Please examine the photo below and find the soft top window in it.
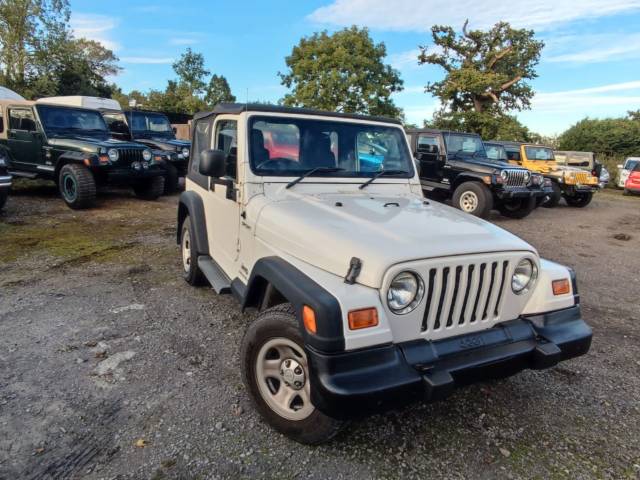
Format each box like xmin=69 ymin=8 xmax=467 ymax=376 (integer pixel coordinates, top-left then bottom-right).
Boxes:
xmin=129 ymin=111 xmax=173 ymax=136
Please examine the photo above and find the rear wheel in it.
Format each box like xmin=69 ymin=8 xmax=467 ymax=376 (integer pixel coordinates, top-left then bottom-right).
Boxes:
xmin=498 ymin=196 xmax=536 ymax=219
xmin=241 ymin=304 xmax=343 ymax=445
xmin=452 ymin=181 xmax=493 ymax=218
xmin=542 ymin=182 xmax=562 ymax=208
xmin=58 ymin=164 xmax=96 ymax=209
xmin=163 ymin=162 xmax=180 ymax=195
xmin=565 ymin=192 xmax=593 ymax=207
xmin=133 ymin=176 xmax=164 ymax=200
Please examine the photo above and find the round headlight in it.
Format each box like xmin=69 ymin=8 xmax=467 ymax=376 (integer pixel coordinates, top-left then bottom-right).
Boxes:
xmin=512 ymin=258 xmax=538 ymax=294
xmin=107 ymin=148 xmax=119 ymax=162
xmin=142 ymin=149 xmax=152 ymax=162
xmin=387 ymin=271 xmax=424 ymax=314
xmin=500 ymin=170 xmax=509 ymax=181
xmin=523 ymin=171 xmax=531 ymax=182
xmin=181 ymin=147 xmax=190 ymax=158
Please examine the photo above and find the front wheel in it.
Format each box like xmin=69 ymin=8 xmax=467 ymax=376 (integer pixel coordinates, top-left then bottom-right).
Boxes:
xmin=498 ymin=196 xmax=536 ymax=219
xmin=452 ymin=181 xmax=493 ymax=218
xmin=58 ymin=164 xmax=96 ymax=209
xmin=180 ymin=217 xmax=205 ymax=286
xmin=163 ymin=162 xmax=180 ymax=195
xmin=565 ymin=192 xmax=593 ymax=207
xmin=542 ymin=182 xmax=562 ymax=208
xmin=241 ymin=304 xmax=343 ymax=445
xmin=133 ymin=176 xmax=164 ymax=200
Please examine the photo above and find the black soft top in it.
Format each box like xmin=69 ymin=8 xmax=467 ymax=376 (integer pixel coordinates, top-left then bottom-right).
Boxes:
xmin=193 ymin=103 xmax=403 ymax=125
xmin=405 ymin=128 xmax=482 ymax=137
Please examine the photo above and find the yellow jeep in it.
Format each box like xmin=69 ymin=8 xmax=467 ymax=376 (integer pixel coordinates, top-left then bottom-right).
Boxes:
xmin=497 ymin=142 xmax=599 ymax=208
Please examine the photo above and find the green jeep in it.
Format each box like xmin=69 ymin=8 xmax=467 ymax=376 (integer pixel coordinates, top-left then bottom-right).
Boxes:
xmin=0 ymin=99 xmax=165 ymax=209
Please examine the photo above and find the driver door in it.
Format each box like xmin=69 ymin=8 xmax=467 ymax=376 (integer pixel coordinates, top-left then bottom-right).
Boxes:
xmin=203 ymin=116 xmax=241 ymax=276
xmin=7 ymin=107 xmax=43 ymax=172
xmin=415 ymin=134 xmax=443 ymax=181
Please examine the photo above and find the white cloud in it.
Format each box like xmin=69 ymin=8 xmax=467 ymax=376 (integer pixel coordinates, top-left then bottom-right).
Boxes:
xmin=531 ymin=81 xmax=640 ymax=113
xmin=308 ymin=0 xmax=640 ymax=31
xmin=546 ymin=33 xmax=640 ymax=63
xmin=388 ymin=49 xmax=421 ymax=70
xmin=120 ymin=57 xmax=175 ymax=64
xmin=169 ymin=37 xmax=200 ymax=46
xmin=70 ymin=13 xmax=120 ymax=51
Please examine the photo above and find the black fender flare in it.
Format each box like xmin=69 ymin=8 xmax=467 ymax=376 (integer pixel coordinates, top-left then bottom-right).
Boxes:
xmin=54 ymin=152 xmax=95 ymax=179
xmin=452 ymin=173 xmax=492 ymax=191
xmin=176 ymin=190 xmax=209 ymax=255
xmin=243 ymin=256 xmax=345 ymax=353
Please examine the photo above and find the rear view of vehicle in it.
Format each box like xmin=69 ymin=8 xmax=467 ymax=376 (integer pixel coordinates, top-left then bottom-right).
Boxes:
xmin=618 ymin=157 xmax=640 ymax=189
xmin=624 ymin=162 xmax=640 ymax=195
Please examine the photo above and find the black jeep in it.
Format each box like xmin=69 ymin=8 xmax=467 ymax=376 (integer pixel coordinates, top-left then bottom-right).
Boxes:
xmin=0 ymin=100 xmax=165 ymax=209
xmin=102 ymin=109 xmax=190 ymax=194
xmin=406 ymin=129 xmax=550 ymax=218
xmin=0 ymin=148 xmax=11 ymax=210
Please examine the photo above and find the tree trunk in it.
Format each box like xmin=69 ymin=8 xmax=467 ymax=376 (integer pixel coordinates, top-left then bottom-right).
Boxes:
xmin=472 ymin=97 xmax=483 ymax=113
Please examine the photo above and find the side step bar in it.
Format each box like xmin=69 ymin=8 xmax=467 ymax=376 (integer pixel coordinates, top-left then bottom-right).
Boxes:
xmin=197 ymin=255 xmax=231 ymax=294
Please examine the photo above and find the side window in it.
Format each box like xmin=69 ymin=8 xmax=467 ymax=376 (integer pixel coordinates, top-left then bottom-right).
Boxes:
xmin=417 ymin=135 xmax=439 ymax=154
xmin=215 ymin=120 xmax=238 ymax=180
xmin=9 ymin=108 xmax=36 ymax=131
xmin=189 ymin=117 xmax=213 ymax=189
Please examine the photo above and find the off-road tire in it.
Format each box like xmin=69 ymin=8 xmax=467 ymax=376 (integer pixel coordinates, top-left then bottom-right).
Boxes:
xmin=498 ymin=196 xmax=536 ymax=219
xmin=623 ymin=188 xmax=630 ymax=196
xmin=163 ymin=162 xmax=180 ymax=195
xmin=58 ymin=164 xmax=96 ymax=209
xmin=542 ymin=182 xmax=562 ymax=208
xmin=0 ymin=189 xmax=8 ymax=210
xmin=565 ymin=192 xmax=593 ymax=208
xmin=133 ymin=176 xmax=164 ymax=200
xmin=180 ymin=217 xmax=205 ymax=286
xmin=241 ymin=304 xmax=344 ymax=445
xmin=452 ymin=181 xmax=493 ymax=218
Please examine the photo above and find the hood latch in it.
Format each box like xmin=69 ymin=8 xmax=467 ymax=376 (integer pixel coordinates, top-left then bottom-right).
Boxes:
xmin=344 ymin=257 xmax=362 ymax=285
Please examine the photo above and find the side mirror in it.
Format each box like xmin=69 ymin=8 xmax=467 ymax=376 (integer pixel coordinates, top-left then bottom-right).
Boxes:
xmin=199 ymin=149 xmax=226 ymax=178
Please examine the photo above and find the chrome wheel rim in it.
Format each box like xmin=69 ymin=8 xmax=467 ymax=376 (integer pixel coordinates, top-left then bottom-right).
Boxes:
xmin=460 ymin=191 xmax=479 ymax=212
xmin=255 ymin=337 xmax=314 ymax=421
xmin=62 ymin=174 xmax=77 ymax=202
xmin=181 ymin=227 xmax=191 ymax=273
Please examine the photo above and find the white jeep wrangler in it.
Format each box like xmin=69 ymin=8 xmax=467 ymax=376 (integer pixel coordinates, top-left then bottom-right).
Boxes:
xmin=177 ymin=104 xmax=592 ymax=444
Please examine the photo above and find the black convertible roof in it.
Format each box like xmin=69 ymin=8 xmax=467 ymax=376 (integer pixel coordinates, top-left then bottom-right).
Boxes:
xmin=192 ymin=103 xmax=403 ymax=125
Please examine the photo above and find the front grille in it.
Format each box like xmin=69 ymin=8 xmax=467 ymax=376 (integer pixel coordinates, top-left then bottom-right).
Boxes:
xmin=503 ymin=169 xmax=528 ymax=187
xmin=118 ymin=148 xmax=144 ymax=164
xmin=421 ymin=260 xmax=510 ymax=334
xmin=575 ymin=172 xmax=592 ymax=184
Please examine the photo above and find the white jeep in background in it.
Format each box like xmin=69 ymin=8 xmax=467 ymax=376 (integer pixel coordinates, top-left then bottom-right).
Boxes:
xmin=177 ymin=104 xmax=592 ymax=444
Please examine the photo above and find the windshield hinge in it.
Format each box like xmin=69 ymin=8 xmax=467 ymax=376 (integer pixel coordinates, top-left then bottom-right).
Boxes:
xmin=344 ymin=257 xmax=362 ymax=285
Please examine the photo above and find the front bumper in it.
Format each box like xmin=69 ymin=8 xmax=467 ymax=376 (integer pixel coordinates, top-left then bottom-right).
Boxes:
xmin=495 ymin=185 xmax=548 ymax=199
xmin=0 ymin=174 xmax=12 ymax=189
xmin=308 ymin=305 xmax=591 ymax=419
xmin=100 ymin=166 xmax=165 ymax=184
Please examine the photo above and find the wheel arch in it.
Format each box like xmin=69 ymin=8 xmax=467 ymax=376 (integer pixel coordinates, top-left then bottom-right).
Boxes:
xmin=53 ymin=152 xmax=90 ymax=180
xmin=243 ymin=256 xmax=345 ymax=352
xmin=177 ymin=190 xmax=209 ymax=255
xmin=451 ymin=173 xmax=490 ymax=192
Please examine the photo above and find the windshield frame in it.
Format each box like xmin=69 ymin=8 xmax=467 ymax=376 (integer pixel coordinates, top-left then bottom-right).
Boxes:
xmin=127 ymin=110 xmax=174 ymax=137
xmin=36 ymin=104 xmax=110 ymax=137
xmin=246 ymin=114 xmax=415 ymax=180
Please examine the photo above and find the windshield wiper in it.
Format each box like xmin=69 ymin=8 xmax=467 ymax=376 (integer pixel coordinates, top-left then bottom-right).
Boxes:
xmin=285 ymin=167 xmax=345 ymax=189
xmin=358 ymin=169 xmax=408 ymax=190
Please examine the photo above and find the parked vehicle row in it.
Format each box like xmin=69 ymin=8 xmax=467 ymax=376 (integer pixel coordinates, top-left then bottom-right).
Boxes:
xmin=177 ymin=103 xmax=592 ymax=444
xmin=0 ymin=96 xmax=191 ymax=210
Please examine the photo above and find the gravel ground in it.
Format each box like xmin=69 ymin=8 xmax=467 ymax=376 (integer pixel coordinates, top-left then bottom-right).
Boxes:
xmin=0 ymin=183 xmax=639 ymax=480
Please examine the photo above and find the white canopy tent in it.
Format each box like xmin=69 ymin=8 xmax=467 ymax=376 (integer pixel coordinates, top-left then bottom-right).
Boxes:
xmin=0 ymin=86 xmax=25 ymax=101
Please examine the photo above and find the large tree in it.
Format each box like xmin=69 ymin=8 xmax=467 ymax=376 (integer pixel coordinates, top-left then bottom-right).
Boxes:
xmin=279 ymin=26 xmax=404 ymax=118
xmin=420 ymin=21 xmax=543 ymax=114
xmin=426 ymin=110 xmax=533 ymax=142
xmin=173 ymin=48 xmax=209 ymax=98
xmin=558 ymin=116 xmax=640 ymax=157
xmin=205 ymin=74 xmax=235 ymax=107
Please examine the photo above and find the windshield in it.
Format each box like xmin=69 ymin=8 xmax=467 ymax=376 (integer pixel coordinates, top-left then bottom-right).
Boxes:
xmin=624 ymin=159 xmax=640 ymax=170
xmin=37 ymin=105 xmax=109 ymax=137
xmin=129 ymin=111 xmax=174 ymax=137
xmin=443 ymin=133 xmax=486 ymax=157
xmin=248 ymin=116 xmax=414 ymax=178
xmin=555 ymin=151 xmax=593 ymax=167
xmin=525 ymin=146 xmax=555 ymax=161
xmin=102 ymin=111 xmax=131 ymax=137
xmin=485 ymin=144 xmax=507 ymax=161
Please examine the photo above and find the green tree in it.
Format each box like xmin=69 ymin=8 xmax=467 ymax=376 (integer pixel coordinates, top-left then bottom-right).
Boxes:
xmin=279 ymin=26 xmax=404 ymax=118
xmin=173 ymin=48 xmax=209 ymax=98
xmin=426 ymin=110 xmax=533 ymax=141
xmin=0 ymin=0 xmax=70 ymax=92
xmin=205 ymin=74 xmax=235 ymax=107
xmin=558 ymin=117 xmax=640 ymax=157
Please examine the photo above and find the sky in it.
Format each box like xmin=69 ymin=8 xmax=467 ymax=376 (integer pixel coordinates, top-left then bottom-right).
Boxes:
xmin=71 ymin=0 xmax=640 ymax=135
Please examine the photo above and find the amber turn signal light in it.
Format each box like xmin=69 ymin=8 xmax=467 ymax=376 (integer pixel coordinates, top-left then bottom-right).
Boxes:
xmin=552 ymin=279 xmax=570 ymax=296
xmin=348 ymin=308 xmax=379 ymax=330
xmin=302 ymin=305 xmax=317 ymax=334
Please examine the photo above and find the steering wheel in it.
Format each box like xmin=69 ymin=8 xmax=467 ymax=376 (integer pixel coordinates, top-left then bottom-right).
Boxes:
xmin=256 ymin=158 xmax=299 ymax=170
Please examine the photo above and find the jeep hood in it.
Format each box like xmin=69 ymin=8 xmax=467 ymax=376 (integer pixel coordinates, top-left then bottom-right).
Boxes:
xmin=255 ymin=192 xmax=535 ymax=288
xmin=48 ymin=135 xmax=143 ymax=152
xmin=134 ymin=137 xmax=189 ymax=151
